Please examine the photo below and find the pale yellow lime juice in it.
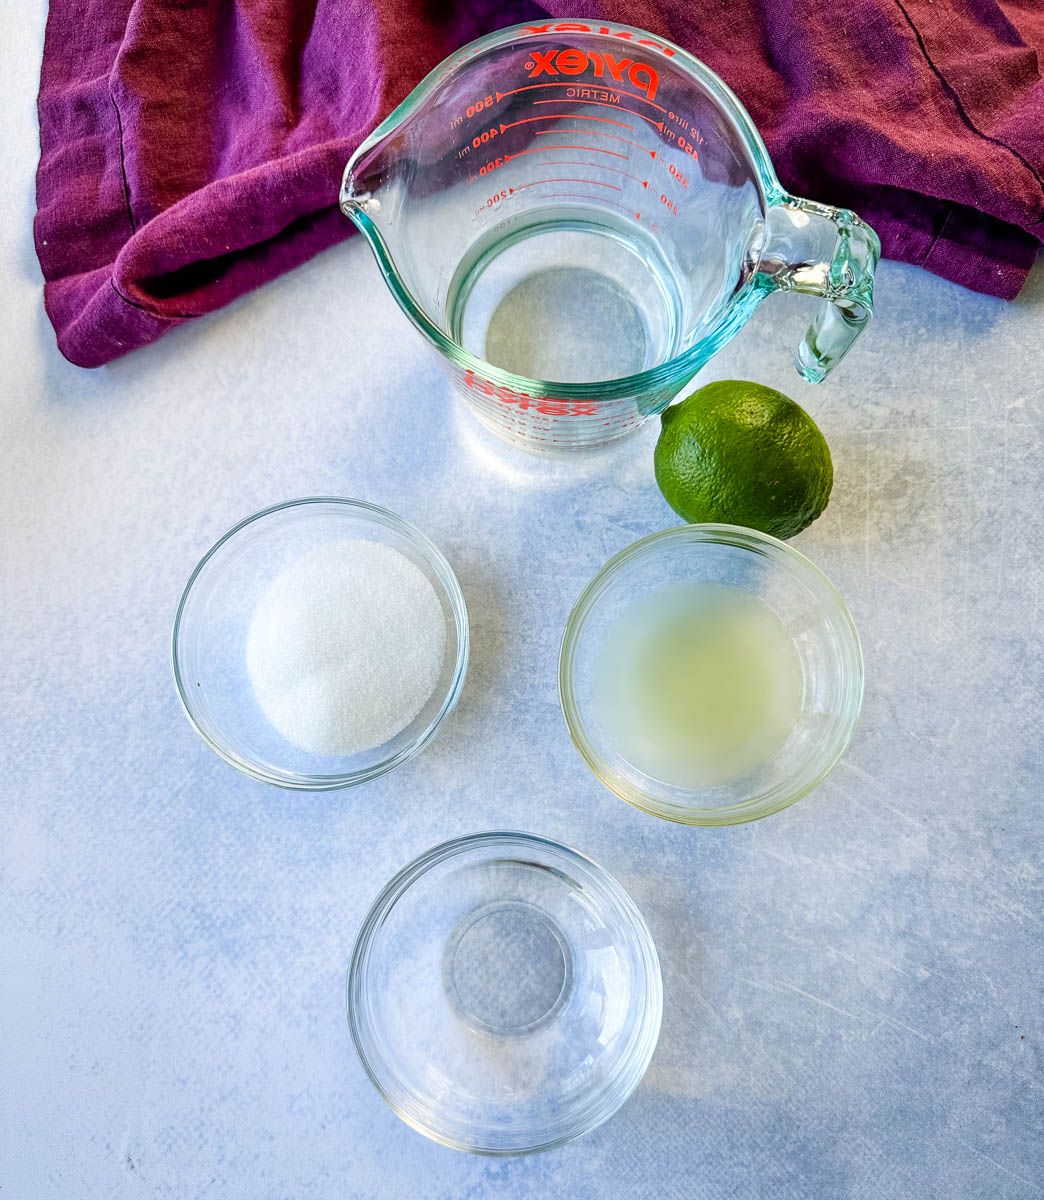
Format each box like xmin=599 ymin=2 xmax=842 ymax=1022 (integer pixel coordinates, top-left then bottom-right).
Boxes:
xmin=593 ymin=582 xmax=803 ymax=789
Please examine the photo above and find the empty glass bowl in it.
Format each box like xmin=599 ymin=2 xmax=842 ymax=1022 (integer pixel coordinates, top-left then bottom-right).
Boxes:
xmin=559 ymin=524 xmax=863 ymax=825
xmin=172 ymin=498 xmax=468 ymax=789
xmin=347 ymin=832 xmax=662 ymax=1155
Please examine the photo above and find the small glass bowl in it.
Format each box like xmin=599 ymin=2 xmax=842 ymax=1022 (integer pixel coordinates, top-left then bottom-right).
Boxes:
xmin=559 ymin=524 xmax=863 ymax=826
xmin=347 ymin=831 xmax=662 ymax=1155
xmin=172 ymin=498 xmax=468 ymax=789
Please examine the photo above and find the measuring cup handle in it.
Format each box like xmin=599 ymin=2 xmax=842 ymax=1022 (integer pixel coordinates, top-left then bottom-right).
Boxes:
xmin=760 ymin=197 xmax=880 ymax=383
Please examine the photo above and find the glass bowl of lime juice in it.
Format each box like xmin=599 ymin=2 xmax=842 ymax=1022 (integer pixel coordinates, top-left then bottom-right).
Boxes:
xmin=559 ymin=525 xmax=863 ymax=826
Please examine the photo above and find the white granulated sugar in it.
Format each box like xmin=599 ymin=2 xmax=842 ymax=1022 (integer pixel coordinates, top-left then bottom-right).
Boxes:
xmin=246 ymin=538 xmax=447 ymax=756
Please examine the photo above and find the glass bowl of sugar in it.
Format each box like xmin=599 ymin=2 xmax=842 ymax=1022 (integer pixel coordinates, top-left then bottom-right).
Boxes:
xmin=172 ymin=498 xmax=468 ymax=789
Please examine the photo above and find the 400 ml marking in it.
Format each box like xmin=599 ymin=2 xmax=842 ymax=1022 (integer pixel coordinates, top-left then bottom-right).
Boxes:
xmin=457 ymin=124 xmax=503 ymax=158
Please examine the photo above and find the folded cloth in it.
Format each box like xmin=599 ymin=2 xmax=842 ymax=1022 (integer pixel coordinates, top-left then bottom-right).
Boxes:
xmin=35 ymin=0 xmax=1044 ymax=367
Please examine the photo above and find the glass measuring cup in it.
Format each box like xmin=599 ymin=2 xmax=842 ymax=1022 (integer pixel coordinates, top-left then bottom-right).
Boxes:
xmin=340 ymin=21 xmax=880 ymax=452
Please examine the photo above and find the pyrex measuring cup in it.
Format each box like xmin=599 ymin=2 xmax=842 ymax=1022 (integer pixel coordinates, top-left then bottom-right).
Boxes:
xmin=340 ymin=21 xmax=879 ymax=452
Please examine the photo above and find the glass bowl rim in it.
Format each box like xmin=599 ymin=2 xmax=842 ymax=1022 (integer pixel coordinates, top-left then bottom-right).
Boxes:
xmin=558 ymin=523 xmax=864 ymax=826
xmin=346 ymin=829 xmax=663 ymax=1156
xmin=171 ymin=496 xmax=469 ymax=791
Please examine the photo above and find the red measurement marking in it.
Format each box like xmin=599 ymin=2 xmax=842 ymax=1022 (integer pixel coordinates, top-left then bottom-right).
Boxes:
xmin=533 ymin=97 xmax=663 ymax=131
xmin=494 ymin=81 xmax=667 ymax=113
xmin=505 ymin=144 xmax=627 ymax=161
xmin=531 ymin=193 xmax=642 ymax=219
xmin=500 ymin=113 xmax=634 ymax=132
xmin=535 ymin=128 xmax=657 ymax=158
xmin=538 ymin=161 xmax=649 ymax=187
xmin=513 ymin=177 xmax=623 ymax=192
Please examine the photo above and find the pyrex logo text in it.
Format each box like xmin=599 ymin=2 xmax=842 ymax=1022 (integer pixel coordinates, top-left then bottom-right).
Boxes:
xmin=526 ymin=48 xmax=659 ymax=102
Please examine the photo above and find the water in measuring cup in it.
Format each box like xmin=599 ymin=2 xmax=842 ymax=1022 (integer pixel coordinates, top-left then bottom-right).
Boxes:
xmin=448 ymin=205 xmax=684 ymax=384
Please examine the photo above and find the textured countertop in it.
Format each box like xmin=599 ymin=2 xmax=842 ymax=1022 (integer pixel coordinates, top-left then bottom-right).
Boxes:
xmin=2 ymin=8 xmax=1042 ymax=1197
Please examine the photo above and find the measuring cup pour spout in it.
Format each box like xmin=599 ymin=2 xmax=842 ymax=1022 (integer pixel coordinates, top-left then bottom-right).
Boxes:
xmin=338 ymin=160 xmax=379 ymax=219
xmin=338 ymin=21 xmax=881 ymax=452
xmin=339 ymin=121 xmax=457 ymax=340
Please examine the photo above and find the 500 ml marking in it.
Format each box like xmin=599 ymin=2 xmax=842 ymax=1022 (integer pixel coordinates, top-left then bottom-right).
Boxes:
xmin=464 ymin=95 xmax=496 ymax=119
xmin=452 ymin=96 xmax=496 ymax=135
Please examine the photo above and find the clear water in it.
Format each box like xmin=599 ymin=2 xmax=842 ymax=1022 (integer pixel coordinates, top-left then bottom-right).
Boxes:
xmin=594 ymin=581 xmax=804 ymax=788
xmin=448 ymin=208 xmax=683 ymax=384
xmin=446 ymin=902 xmax=572 ymax=1034
xmin=484 ymin=267 xmax=648 ymax=381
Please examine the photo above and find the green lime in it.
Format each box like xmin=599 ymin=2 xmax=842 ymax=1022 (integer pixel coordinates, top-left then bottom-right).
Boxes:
xmin=654 ymin=380 xmax=833 ymax=539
